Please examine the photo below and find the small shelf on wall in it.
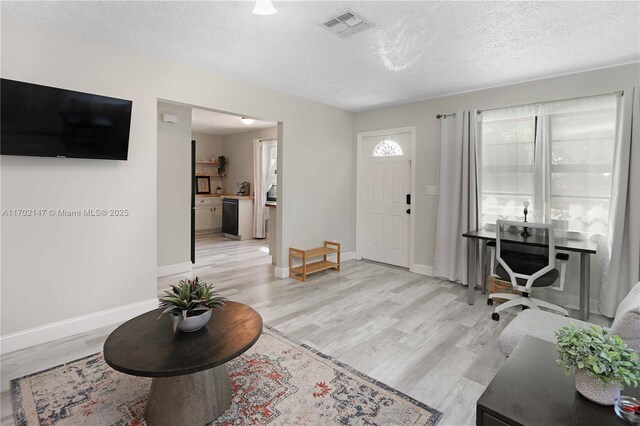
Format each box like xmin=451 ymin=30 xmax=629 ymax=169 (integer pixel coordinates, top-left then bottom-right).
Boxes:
xmin=195 ymin=172 xmax=226 ymax=177
xmin=195 ymin=160 xmax=220 ymax=165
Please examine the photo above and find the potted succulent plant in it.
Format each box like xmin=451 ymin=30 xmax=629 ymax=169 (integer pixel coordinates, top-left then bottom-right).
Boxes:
xmin=556 ymin=323 xmax=640 ymax=405
xmin=216 ymin=185 xmax=223 ymax=195
xmin=158 ymin=277 xmax=226 ymax=333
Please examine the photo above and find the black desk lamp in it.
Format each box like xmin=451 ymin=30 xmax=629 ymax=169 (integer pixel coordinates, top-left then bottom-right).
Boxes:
xmin=521 ymin=201 xmax=531 ymax=237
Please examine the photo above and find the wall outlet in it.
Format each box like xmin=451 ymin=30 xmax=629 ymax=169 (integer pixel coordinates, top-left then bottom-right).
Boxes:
xmin=426 ymin=185 xmax=438 ymax=195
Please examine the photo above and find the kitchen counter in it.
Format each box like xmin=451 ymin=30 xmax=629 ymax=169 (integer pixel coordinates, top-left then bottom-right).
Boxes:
xmin=196 ymin=194 xmax=253 ymax=200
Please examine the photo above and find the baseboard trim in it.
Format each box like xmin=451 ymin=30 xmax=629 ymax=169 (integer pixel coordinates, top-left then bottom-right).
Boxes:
xmin=341 ymin=251 xmax=356 ymax=261
xmin=157 ymin=261 xmax=192 ymax=277
xmin=0 ymin=298 xmax=158 ymax=354
xmin=274 ymin=266 xmax=289 ymax=279
xmin=411 ymin=264 xmax=433 ymax=276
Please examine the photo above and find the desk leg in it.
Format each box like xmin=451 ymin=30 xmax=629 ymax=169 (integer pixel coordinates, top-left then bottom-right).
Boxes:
xmin=481 ymin=241 xmax=488 ymax=295
xmin=579 ymin=253 xmax=591 ymax=320
xmin=468 ymin=238 xmax=477 ymax=305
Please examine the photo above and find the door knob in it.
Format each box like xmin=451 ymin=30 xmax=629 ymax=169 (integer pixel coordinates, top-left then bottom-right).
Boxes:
xmin=406 ymin=209 xmax=411 ymax=214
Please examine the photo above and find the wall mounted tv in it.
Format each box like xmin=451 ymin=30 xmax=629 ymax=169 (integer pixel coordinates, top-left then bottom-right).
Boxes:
xmin=1 ymin=79 xmax=132 ymax=160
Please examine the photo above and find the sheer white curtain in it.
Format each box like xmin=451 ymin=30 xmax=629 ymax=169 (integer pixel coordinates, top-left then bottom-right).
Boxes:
xmin=536 ymin=94 xmax=619 ymax=236
xmin=253 ymin=139 xmax=277 ymax=238
xmin=433 ymin=110 xmax=480 ymax=284
xmin=600 ymin=88 xmax=640 ymax=317
xmin=479 ymin=105 xmax=537 ymax=226
xmin=536 ymin=94 xmax=620 ymax=315
xmin=480 ymin=95 xmax=619 ymax=232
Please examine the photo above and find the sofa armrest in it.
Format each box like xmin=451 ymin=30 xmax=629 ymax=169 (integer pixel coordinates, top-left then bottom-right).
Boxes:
xmin=497 ymin=309 xmax=607 ymax=356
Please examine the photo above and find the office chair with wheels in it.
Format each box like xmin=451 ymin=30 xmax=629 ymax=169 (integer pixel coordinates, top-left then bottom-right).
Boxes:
xmin=486 ymin=243 xmax=569 ymax=290
xmin=489 ymin=220 xmax=569 ymax=321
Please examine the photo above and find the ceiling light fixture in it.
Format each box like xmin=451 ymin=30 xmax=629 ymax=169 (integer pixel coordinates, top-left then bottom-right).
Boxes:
xmin=241 ymin=117 xmax=255 ymax=125
xmin=253 ymin=0 xmax=276 ymax=15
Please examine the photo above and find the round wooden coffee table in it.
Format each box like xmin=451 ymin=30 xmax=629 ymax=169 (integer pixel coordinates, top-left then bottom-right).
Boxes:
xmin=103 ymin=301 xmax=262 ymax=426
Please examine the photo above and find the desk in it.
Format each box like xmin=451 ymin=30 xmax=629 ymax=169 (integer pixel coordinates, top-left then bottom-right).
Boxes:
xmin=463 ymin=226 xmax=597 ymax=320
xmin=477 ymin=336 xmax=639 ymax=425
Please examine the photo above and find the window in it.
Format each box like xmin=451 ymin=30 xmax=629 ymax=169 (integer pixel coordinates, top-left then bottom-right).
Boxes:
xmin=548 ymin=101 xmax=616 ymax=235
xmin=372 ymin=139 xmax=402 ymax=157
xmin=480 ymin=107 xmax=536 ymax=225
xmin=262 ymin=140 xmax=277 ymax=194
xmin=479 ymin=94 xmax=618 ymax=237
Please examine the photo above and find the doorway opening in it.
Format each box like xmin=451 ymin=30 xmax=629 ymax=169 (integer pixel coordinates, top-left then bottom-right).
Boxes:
xmin=191 ymin=108 xmax=279 ymax=266
xmin=157 ymin=100 xmax=281 ymax=279
xmin=356 ymin=127 xmax=415 ymax=270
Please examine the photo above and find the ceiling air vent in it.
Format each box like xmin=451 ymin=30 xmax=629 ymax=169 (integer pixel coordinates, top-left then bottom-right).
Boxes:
xmin=321 ymin=10 xmax=372 ymax=38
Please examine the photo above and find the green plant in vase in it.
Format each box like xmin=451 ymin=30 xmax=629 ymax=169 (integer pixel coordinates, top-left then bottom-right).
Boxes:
xmin=218 ymin=156 xmax=227 ymax=175
xmin=158 ymin=277 xmax=226 ymax=333
xmin=555 ymin=323 xmax=640 ymax=405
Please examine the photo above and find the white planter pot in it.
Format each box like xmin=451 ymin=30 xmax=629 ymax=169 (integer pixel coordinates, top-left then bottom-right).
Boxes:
xmin=175 ymin=309 xmax=212 ymax=333
xmin=574 ymin=368 xmax=620 ymax=405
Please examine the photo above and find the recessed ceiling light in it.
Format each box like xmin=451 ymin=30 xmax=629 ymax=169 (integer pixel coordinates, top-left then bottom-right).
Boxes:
xmin=253 ymin=0 xmax=276 ymax=15
xmin=241 ymin=117 xmax=255 ymax=125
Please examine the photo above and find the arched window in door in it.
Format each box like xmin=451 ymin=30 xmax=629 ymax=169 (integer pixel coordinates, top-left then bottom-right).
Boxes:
xmin=372 ymin=139 xmax=402 ymax=157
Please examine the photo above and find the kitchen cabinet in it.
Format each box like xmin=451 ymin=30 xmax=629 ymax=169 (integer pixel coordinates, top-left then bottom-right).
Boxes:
xmin=195 ymin=198 xmax=222 ymax=232
xmin=212 ymin=200 xmax=222 ymax=230
xmin=195 ymin=208 xmax=211 ymax=231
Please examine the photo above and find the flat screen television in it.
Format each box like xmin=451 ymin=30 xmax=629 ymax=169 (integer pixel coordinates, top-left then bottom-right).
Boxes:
xmin=1 ymin=78 xmax=132 ymax=160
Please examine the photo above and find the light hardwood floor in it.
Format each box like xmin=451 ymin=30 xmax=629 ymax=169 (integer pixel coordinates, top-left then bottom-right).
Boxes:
xmin=1 ymin=234 xmax=607 ymax=425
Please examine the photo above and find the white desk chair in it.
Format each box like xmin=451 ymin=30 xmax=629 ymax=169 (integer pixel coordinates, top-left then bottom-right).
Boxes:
xmin=489 ymin=220 xmax=569 ymax=321
xmin=486 ymin=244 xmax=569 ymax=291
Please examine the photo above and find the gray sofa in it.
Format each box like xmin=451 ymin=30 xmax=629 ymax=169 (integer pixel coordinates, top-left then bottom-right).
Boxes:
xmin=498 ymin=281 xmax=640 ymax=356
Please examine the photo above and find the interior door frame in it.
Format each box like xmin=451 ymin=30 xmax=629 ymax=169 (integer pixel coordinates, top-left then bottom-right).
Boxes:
xmin=356 ymin=126 xmax=416 ymax=271
xmin=190 ymin=139 xmax=196 ymax=264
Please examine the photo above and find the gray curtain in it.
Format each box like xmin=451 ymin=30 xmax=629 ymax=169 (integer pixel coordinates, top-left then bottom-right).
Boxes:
xmin=432 ymin=110 xmax=480 ymax=285
xmin=600 ymin=87 xmax=640 ymax=317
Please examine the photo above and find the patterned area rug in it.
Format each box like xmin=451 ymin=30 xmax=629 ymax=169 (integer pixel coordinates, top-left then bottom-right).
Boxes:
xmin=11 ymin=326 xmax=442 ymax=425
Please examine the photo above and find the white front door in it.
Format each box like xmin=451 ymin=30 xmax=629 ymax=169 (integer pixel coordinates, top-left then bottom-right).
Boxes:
xmin=360 ymin=131 xmax=411 ymax=267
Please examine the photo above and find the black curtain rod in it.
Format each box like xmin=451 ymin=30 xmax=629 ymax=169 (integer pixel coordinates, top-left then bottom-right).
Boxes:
xmin=436 ymin=113 xmax=456 ymax=119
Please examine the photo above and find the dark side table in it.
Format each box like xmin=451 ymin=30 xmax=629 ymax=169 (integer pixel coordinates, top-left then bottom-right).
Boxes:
xmin=103 ymin=301 xmax=262 ymax=426
xmin=477 ymin=335 xmax=639 ymax=426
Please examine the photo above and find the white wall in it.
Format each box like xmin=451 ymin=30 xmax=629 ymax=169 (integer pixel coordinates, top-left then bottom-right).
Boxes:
xmin=157 ymin=102 xmax=191 ymax=268
xmin=221 ymin=127 xmax=277 ymax=195
xmin=0 ymin=16 xmax=354 ymax=339
xmin=192 ymin=132 xmax=222 ymax=163
xmin=354 ymin=62 xmax=640 ymax=313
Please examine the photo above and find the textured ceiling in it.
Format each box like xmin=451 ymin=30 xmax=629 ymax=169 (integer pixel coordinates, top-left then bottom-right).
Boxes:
xmin=2 ymin=1 xmax=639 ymax=111
xmin=192 ymin=108 xmax=276 ymax=136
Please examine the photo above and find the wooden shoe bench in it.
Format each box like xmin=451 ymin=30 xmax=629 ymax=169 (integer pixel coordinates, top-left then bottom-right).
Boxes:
xmin=289 ymin=241 xmax=340 ymax=282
